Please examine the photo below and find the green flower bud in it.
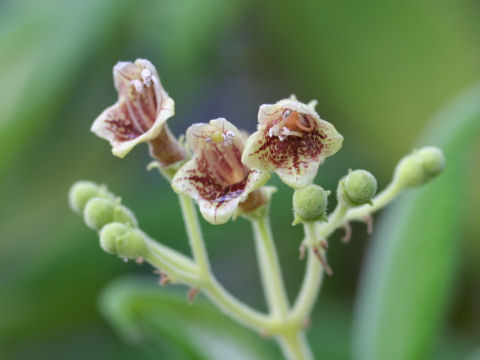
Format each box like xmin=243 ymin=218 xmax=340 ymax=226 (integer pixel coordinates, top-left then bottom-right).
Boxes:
xmin=69 ymin=181 xmax=113 ymax=214
xmin=84 ymin=198 xmax=115 ymax=230
xmin=113 ymin=206 xmax=138 ymax=227
xmin=292 ymin=185 xmax=330 ymax=224
xmin=99 ymin=222 xmax=124 ymax=254
xmin=394 ymin=146 xmax=445 ymax=188
xmin=99 ymin=222 xmax=147 ymax=259
xmin=416 ymin=146 xmax=445 ymax=178
xmin=83 ymin=198 xmax=137 ymax=230
xmin=343 ymin=170 xmax=377 ymax=205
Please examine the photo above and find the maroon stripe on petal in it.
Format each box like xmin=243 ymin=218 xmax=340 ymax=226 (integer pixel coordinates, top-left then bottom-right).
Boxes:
xmin=105 ymin=102 xmax=143 ymax=141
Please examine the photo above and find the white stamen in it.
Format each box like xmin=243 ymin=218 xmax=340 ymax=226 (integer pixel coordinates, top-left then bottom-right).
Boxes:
xmin=141 ymin=69 xmax=153 ymax=86
xmin=277 ymin=126 xmax=291 ymax=141
xmin=222 ymin=130 xmax=235 ymax=145
xmin=268 ymin=127 xmax=275 ymax=138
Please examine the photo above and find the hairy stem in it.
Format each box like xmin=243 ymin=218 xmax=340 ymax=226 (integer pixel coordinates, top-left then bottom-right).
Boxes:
xmin=178 ymin=194 xmax=210 ymax=274
xmin=291 ymin=180 xmax=404 ymax=326
xmin=146 ymin=236 xmax=197 ymax=273
xmin=345 ymin=182 xmax=401 ymax=222
xmin=252 ymin=215 xmax=290 ymax=319
xmin=177 ymin=194 xmax=274 ymax=332
xmin=203 ymin=276 xmax=273 ymax=332
xmin=277 ymin=330 xmax=314 ymax=360
xmin=289 ymin=222 xmax=324 ymax=324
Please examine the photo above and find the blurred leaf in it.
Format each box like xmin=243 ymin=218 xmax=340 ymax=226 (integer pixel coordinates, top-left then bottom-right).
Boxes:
xmin=0 ymin=0 xmax=131 ymax=178
xmin=100 ymin=276 xmax=277 ymax=360
xmin=468 ymin=348 xmax=480 ymax=360
xmin=353 ymin=84 xmax=480 ymax=360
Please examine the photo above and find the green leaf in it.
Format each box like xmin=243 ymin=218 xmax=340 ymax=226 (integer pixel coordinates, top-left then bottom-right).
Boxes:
xmin=353 ymin=84 xmax=480 ymax=360
xmin=467 ymin=348 xmax=480 ymax=360
xmin=0 ymin=0 xmax=131 ymax=178
xmin=99 ymin=276 xmax=277 ymax=360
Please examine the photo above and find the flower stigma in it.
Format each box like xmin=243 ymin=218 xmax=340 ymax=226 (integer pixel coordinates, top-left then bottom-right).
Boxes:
xmin=268 ymin=109 xmax=315 ymax=141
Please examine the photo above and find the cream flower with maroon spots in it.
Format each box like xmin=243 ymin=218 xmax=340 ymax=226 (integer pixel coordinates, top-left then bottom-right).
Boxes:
xmin=172 ymin=118 xmax=270 ymax=225
xmin=91 ymin=59 xmax=185 ymax=165
xmin=241 ymin=97 xmax=343 ymax=188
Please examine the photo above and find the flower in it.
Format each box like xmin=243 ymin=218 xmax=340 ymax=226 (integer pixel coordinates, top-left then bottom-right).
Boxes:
xmin=91 ymin=59 xmax=185 ymax=165
xmin=172 ymin=118 xmax=270 ymax=225
xmin=242 ymin=97 xmax=343 ymax=188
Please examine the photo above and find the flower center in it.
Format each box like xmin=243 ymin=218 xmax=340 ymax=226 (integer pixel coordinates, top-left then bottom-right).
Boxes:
xmin=201 ymin=128 xmax=249 ymax=189
xmin=268 ymin=109 xmax=315 ymax=141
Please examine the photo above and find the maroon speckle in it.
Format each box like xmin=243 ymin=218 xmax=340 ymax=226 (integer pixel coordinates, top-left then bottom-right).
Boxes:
xmin=183 ymin=154 xmax=248 ymax=203
xmin=106 ymin=119 xmax=143 ymax=141
xmin=252 ymin=121 xmax=325 ymax=175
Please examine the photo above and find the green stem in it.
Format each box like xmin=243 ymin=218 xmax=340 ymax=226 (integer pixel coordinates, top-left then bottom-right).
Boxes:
xmin=178 ymin=194 xmax=273 ymax=333
xmin=316 ymin=201 xmax=350 ymax=238
xmin=203 ymin=276 xmax=273 ymax=332
xmin=345 ymin=182 xmax=401 ymax=222
xmin=144 ymin=244 xmax=201 ymax=285
xmin=289 ymin=223 xmax=323 ymax=324
xmin=277 ymin=330 xmax=313 ymax=360
xmin=252 ymin=215 xmax=290 ymax=319
xmin=178 ymin=194 xmax=210 ymax=274
xmin=291 ymin=182 xmax=403 ymax=325
xmin=146 ymin=236 xmax=197 ymax=273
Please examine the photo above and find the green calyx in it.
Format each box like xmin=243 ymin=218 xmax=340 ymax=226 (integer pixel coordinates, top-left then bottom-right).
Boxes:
xmin=68 ymin=181 xmax=113 ymax=214
xmin=394 ymin=146 xmax=445 ymax=188
xmin=292 ymin=185 xmax=330 ymax=225
xmin=83 ymin=197 xmax=137 ymax=231
xmin=341 ymin=169 xmax=377 ymax=206
xmin=99 ymin=222 xmax=147 ymax=259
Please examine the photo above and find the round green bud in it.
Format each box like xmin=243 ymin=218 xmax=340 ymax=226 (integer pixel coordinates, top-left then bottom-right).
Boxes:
xmin=99 ymin=222 xmax=147 ymax=259
xmin=394 ymin=146 xmax=445 ymax=188
xmin=115 ymin=227 xmax=147 ymax=259
xmin=84 ymin=197 xmax=115 ymax=230
xmin=344 ymin=170 xmax=377 ymax=205
xmin=114 ymin=205 xmax=138 ymax=227
xmin=69 ymin=181 xmax=114 ymax=214
xmin=99 ymin=222 xmax=125 ymax=254
xmin=69 ymin=181 xmax=101 ymax=214
xmin=83 ymin=197 xmax=138 ymax=231
xmin=416 ymin=146 xmax=445 ymax=178
xmin=293 ymin=185 xmax=329 ymax=223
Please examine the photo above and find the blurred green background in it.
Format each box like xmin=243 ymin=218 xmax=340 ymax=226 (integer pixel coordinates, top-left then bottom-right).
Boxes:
xmin=1 ymin=0 xmax=479 ymax=359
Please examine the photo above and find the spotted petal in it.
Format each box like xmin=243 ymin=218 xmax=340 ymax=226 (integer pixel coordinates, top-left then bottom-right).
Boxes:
xmin=172 ymin=118 xmax=270 ymax=225
xmin=242 ymin=98 xmax=343 ymax=188
xmin=91 ymin=59 xmax=174 ymax=158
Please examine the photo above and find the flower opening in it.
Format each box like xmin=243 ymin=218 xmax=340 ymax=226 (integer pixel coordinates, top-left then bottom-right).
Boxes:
xmin=242 ymin=97 xmax=343 ymax=188
xmin=172 ymin=118 xmax=270 ymax=224
xmin=91 ymin=59 xmax=185 ymax=165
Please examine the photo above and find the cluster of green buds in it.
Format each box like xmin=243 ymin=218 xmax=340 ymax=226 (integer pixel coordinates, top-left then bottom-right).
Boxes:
xmin=69 ymin=58 xmax=446 ymax=360
xmin=394 ymin=146 xmax=445 ymax=188
xmin=69 ymin=181 xmax=147 ymax=260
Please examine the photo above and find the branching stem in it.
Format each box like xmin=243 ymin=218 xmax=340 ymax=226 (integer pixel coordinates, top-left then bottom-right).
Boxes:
xmin=142 ymin=167 xmax=406 ymax=360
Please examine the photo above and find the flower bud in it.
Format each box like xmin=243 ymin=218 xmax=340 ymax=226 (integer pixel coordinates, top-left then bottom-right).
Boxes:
xmin=292 ymin=185 xmax=329 ymax=224
xmin=99 ymin=222 xmax=147 ymax=259
xmin=343 ymin=170 xmax=377 ymax=205
xmin=83 ymin=198 xmax=137 ymax=230
xmin=416 ymin=146 xmax=445 ymax=178
xmin=68 ymin=181 xmax=113 ymax=214
xmin=394 ymin=146 xmax=445 ymax=188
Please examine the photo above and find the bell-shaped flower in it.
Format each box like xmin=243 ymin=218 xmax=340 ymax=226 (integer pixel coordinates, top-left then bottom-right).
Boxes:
xmin=172 ymin=118 xmax=270 ymax=225
xmin=91 ymin=59 xmax=185 ymax=165
xmin=242 ymin=97 xmax=343 ymax=188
